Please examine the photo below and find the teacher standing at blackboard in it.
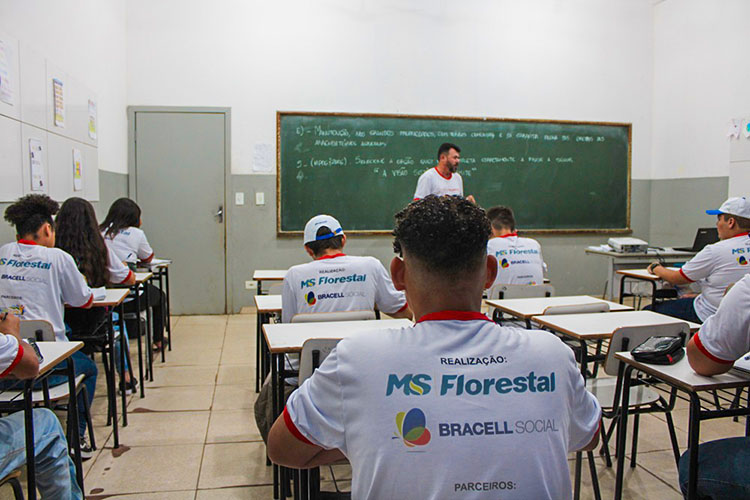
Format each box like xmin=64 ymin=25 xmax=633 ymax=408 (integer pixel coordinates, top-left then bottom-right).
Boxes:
xmin=413 ymin=143 xmax=476 ymax=204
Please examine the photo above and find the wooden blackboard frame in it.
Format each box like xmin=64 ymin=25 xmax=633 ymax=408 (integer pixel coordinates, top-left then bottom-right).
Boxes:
xmin=276 ymin=111 xmax=632 ymax=236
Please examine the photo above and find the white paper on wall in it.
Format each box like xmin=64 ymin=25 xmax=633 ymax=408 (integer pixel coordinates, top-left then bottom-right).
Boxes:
xmin=0 ymin=39 xmax=13 ymax=106
xmin=743 ymin=120 xmax=750 ymax=139
xmin=73 ymin=148 xmax=83 ymax=191
xmin=53 ymin=78 xmax=64 ymax=127
xmin=252 ymin=143 xmax=274 ymax=172
xmin=728 ymin=120 xmax=741 ymax=139
xmin=88 ymin=99 xmax=97 ymax=139
xmin=29 ymin=138 xmax=45 ymax=191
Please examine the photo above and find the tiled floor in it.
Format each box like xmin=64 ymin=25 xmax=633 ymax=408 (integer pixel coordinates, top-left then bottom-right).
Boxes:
xmin=2 ymin=309 xmax=749 ymax=499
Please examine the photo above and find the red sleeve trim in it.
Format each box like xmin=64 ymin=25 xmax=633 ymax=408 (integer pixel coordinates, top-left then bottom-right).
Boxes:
xmin=413 ymin=197 xmax=420 ymax=201
xmin=283 ymin=406 xmax=314 ymax=445
xmin=679 ymin=268 xmax=694 ymax=283
xmin=693 ymin=332 xmax=734 ymax=364
xmin=119 ymin=269 xmax=134 ymax=285
xmin=0 ymin=342 xmax=24 ymax=378
xmin=142 ymin=252 xmax=154 ymax=263
xmin=396 ymin=302 xmax=409 ymax=313
xmin=80 ymin=294 xmax=94 ymax=308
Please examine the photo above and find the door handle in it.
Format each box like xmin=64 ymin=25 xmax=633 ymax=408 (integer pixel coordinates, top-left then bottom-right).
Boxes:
xmin=215 ymin=205 xmax=223 ymax=223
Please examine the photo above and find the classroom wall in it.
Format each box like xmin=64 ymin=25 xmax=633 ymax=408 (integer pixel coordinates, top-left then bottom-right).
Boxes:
xmin=0 ymin=0 xmax=128 ymax=175
xmin=651 ymin=0 xmax=750 ymax=180
xmin=127 ymin=0 xmax=656 ymax=311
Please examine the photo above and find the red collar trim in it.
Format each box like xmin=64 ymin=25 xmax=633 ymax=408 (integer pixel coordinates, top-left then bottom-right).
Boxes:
xmin=316 ymin=253 xmax=346 ymax=261
xmin=498 ymin=232 xmax=517 ymax=238
xmin=731 ymin=232 xmax=750 ymax=239
xmin=17 ymin=239 xmax=38 ymax=246
xmin=434 ymin=166 xmax=452 ymax=180
xmin=416 ymin=310 xmax=491 ymax=324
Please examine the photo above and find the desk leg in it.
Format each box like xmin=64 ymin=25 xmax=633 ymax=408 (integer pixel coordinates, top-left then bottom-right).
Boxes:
xmin=619 ymin=275 xmax=626 ymax=305
xmin=272 ymin=352 xmax=279 ymax=499
xmin=134 ymin=284 xmax=145 ymax=398
xmin=606 ymin=257 xmax=616 ymax=301
xmin=256 ymin=312 xmax=262 ymax=393
xmin=145 ymin=284 xmax=154 ymax=381
xmin=119 ymin=303 xmax=128 ymax=427
xmin=108 ymin=312 xmax=120 ymax=448
xmin=24 ymin=380 xmax=37 ymax=500
xmin=67 ymin=358 xmax=84 ymax=490
xmin=687 ymin=394 xmax=701 ymax=500
xmin=614 ymin=365 xmax=634 ymax=500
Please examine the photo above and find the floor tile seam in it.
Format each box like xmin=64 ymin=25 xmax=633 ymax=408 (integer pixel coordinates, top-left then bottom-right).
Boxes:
xmin=634 ymin=462 xmax=682 ymax=493
xmin=195 ymin=483 xmax=274 ymax=491
xmin=204 ymin=439 xmax=265 ymax=445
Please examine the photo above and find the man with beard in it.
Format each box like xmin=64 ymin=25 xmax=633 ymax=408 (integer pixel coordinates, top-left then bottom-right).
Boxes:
xmin=413 ymin=143 xmax=476 ymax=203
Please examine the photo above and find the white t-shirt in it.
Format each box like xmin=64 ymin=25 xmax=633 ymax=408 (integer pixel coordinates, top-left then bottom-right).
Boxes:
xmin=0 ymin=334 xmax=21 ymax=378
xmin=0 ymin=241 xmax=93 ymax=341
xmin=679 ymin=232 xmax=750 ymax=321
xmin=692 ymin=274 xmax=750 ymax=364
xmin=487 ymin=234 xmax=546 ymax=287
xmin=281 ymin=254 xmax=407 ymax=323
xmin=413 ymin=167 xmax=464 ymax=199
xmin=284 ymin=311 xmax=601 ymax=500
xmin=102 ymin=226 xmax=154 ymax=264
xmin=106 ymin=245 xmax=133 ymax=285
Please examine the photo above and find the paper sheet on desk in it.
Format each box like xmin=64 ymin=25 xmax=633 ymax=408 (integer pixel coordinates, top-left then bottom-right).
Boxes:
xmin=92 ymin=287 xmax=107 ymax=301
xmin=588 ymin=244 xmax=613 ymax=251
xmin=733 ymin=353 xmax=750 ymax=374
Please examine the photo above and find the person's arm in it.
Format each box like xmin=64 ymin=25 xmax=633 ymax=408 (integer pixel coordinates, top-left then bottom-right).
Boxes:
xmin=578 ymin=422 xmax=601 ymax=451
xmin=465 ymin=194 xmax=476 ymax=204
xmin=268 ymin=409 xmax=346 ymax=468
xmin=136 ymin=230 xmax=155 ymax=264
xmin=107 ymin=246 xmax=136 ymax=286
xmin=281 ymin=276 xmax=296 ymax=323
xmin=686 ymin=336 xmax=733 ymax=376
xmin=413 ymin=173 xmax=430 ymax=200
xmin=0 ymin=314 xmax=39 ymax=379
xmin=648 ymin=262 xmax=692 ymax=285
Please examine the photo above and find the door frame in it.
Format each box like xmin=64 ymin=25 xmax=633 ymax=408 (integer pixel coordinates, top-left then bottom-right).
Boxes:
xmin=127 ymin=106 xmax=232 ymax=313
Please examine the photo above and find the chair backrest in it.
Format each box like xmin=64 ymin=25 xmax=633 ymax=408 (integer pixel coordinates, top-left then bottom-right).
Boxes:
xmin=603 ymin=322 xmax=690 ymax=376
xmin=19 ymin=319 xmax=55 ymax=341
xmin=298 ymin=338 xmax=342 ymax=384
xmin=291 ymin=310 xmax=376 ymax=324
xmin=486 ymin=283 xmax=555 ymax=300
xmin=542 ymin=302 xmax=610 ymax=315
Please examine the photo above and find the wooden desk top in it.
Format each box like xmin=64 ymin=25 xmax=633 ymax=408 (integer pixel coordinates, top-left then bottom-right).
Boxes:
xmin=254 ymin=294 xmax=282 ymax=312
xmin=134 ymin=272 xmax=153 ymax=283
xmin=616 ymin=268 xmax=679 ymax=281
xmin=37 ymin=341 xmax=84 ymax=377
xmin=253 ymin=270 xmax=287 ymax=281
xmin=532 ymin=310 xmax=700 ymax=340
xmin=92 ymin=289 xmax=129 ymax=307
xmin=486 ymin=295 xmax=633 ymax=320
xmin=616 ymin=351 xmax=750 ymax=392
xmin=263 ymin=319 xmax=412 ymax=353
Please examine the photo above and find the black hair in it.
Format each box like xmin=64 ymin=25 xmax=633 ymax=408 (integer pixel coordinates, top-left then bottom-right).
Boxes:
xmin=56 ymin=197 xmax=109 ymax=287
xmin=437 ymin=143 xmax=461 ymax=160
xmin=720 ymin=213 xmax=750 ymax=231
xmin=306 ymin=226 xmax=344 ymax=257
xmin=4 ymin=194 xmax=59 ymax=237
xmin=100 ymin=198 xmax=142 ymax=239
xmin=393 ymin=195 xmax=490 ymax=276
xmin=486 ymin=205 xmax=516 ymax=232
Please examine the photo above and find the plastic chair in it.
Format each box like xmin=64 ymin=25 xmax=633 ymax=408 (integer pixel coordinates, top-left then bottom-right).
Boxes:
xmin=290 ymin=310 xmax=377 ymax=324
xmin=487 ymin=284 xmax=554 ymax=325
xmin=542 ymin=302 xmax=610 ymax=315
xmin=0 ymin=470 xmax=24 ymax=499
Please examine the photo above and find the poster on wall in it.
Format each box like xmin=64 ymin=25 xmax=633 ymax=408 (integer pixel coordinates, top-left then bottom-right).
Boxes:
xmin=53 ymin=78 xmax=64 ymax=127
xmin=72 ymin=148 xmax=83 ymax=191
xmin=29 ymin=139 xmax=45 ymax=191
xmin=0 ymin=39 xmax=13 ymax=106
xmin=88 ymin=99 xmax=97 ymax=139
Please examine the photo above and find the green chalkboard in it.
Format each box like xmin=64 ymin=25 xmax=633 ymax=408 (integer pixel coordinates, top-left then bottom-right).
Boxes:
xmin=277 ymin=112 xmax=631 ymax=234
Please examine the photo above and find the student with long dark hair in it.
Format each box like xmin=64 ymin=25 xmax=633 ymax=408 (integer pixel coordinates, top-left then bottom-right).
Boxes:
xmin=55 ymin=197 xmax=137 ymax=393
xmin=0 ymin=194 xmax=96 ymax=458
xmin=100 ymin=198 xmax=167 ymax=352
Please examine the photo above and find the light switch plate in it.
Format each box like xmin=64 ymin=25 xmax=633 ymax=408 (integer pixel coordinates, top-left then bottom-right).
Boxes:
xmin=256 ymin=192 xmax=265 ymax=205
xmin=235 ymin=192 xmax=245 ymax=205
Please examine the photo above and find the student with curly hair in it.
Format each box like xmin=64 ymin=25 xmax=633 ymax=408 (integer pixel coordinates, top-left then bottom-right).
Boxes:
xmin=100 ymin=198 xmax=167 ymax=353
xmin=0 ymin=194 xmax=96 ymax=458
xmin=269 ymin=195 xmax=600 ymax=499
xmin=55 ymin=197 xmax=137 ymax=394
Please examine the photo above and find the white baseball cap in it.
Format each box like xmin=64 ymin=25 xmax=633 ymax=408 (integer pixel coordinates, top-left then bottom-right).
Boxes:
xmin=706 ymin=197 xmax=750 ymax=219
xmin=303 ymin=214 xmax=344 ymax=244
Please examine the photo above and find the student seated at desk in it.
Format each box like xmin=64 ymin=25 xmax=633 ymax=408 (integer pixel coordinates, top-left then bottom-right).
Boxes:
xmin=486 ymin=205 xmax=546 ymax=287
xmin=100 ymin=198 xmax=167 ymax=353
xmin=680 ymin=273 xmax=750 ymax=497
xmin=0 ymin=194 xmax=96 ymax=459
xmin=268 ymin=196 xmax=601 ymax=499
xmin=0 ymin=312 xmax=83 ymax=500
xmin=55 ymin=198 xmax=137 ymax=395
xmin=255 ymin=214 xmax=412 ymax=441
xmin=646 ymin=197 xmax=750 ymax=323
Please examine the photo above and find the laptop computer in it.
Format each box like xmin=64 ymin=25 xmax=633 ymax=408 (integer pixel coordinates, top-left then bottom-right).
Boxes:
xmin=675 ymin=227 xmax=719 ymax=252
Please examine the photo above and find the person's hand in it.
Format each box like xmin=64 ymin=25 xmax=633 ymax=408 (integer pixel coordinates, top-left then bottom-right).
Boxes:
xmin=647 ymin=261 xmax=661 ymax=274
xmin=0 ymin=313 xmax=21 ymax=339
xmin=466 ymin=194 xmax=476 ymax=204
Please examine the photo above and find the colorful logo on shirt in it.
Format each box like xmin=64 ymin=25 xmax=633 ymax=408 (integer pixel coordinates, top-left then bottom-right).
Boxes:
xmin=739 ymin=256 xmax=748 ymax=266
xmin=305 ymin=291 xmax=316 ymax=306
xmin=0 ymin=305 xmax=24 ymax=317
xmin=500 ymin=259 xmax=510 ymax=269
xmin=394 ymin=408 xmax=431 ymax=447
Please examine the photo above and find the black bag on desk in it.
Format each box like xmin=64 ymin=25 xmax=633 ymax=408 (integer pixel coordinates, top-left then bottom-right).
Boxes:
xmin=631 ymin=336 xmax=685 ymax=365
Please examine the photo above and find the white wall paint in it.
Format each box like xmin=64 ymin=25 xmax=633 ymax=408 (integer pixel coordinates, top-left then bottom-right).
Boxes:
xmin=126 ymin=0 xmax=654 ymax=178
xmin=0 ymin=0 xmax=128 ymax=174
xmin=652 ymin=0 xmax=750 ymax=180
